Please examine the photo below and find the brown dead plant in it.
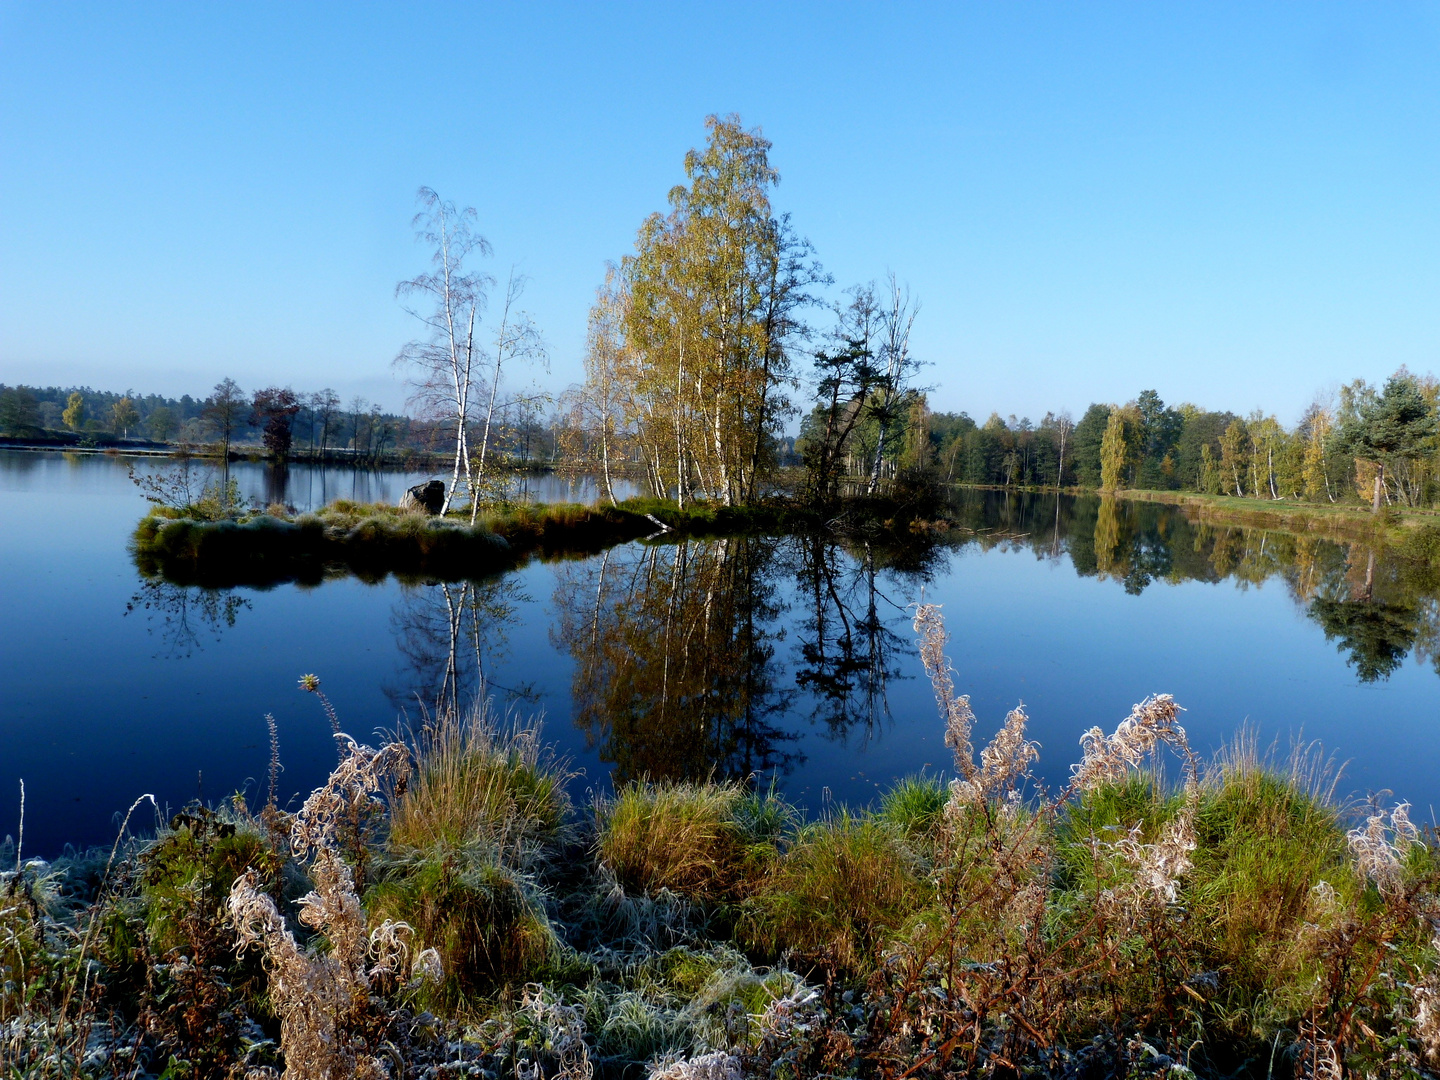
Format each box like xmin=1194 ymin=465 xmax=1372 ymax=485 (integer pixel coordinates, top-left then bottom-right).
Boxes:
xmin=228 ymin=734 xmax=441 ymax=1079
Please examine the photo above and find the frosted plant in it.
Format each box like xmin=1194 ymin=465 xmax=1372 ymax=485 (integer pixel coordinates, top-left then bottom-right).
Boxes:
xmin=228 ymin=735 xmax=439 ymax=1080
xmin=1101 ymin=797 xmax=1198 ymax=916
xmin=648 ymin=1050 xmax=743 ymax=1080
xmin=1071 ymin=695 xmax=1189 ymax=793
xmin=948 ymin=705 xmax=1040 ymax=809
xmin=515 ymin=983 xmax=593 ymax=1080
xmin=912 ymin=603 xmax=977 ymax=783
xmin=1411 ymin=930 xmax=1440 ymax=1067
xmin=290 ymin=734 xmax=409 ymax=860
xmin=1295 ymin=1021 xmax=1344 ymax=1080
xmin=751 ymin=985 xmax=819 ymax=1046
xmin=1347 ymin=801 xmax=1420 ymax=897
xmin=1069 ymin=696 xmax=1199 ymax=920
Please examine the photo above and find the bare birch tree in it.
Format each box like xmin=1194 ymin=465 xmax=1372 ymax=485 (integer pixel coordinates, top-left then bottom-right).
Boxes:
xmin=475 ymin=269 xmax=547 ymax=478
xmin=866 ymin=273 xmax=921 ymax=494
xmin=395 ymin=188 xmax=494 ymax=513
xmin=568 ymin=265 xmax=633 ymax=505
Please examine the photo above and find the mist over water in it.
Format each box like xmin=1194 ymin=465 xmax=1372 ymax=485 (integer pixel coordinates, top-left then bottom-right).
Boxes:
xmin=3 ymin=449 xmax=1437 ymax=857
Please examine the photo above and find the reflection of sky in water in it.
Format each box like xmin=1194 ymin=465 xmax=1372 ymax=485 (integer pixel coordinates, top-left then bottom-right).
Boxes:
xmin=125 ymin=456 xmax=642 ymax=512
xmin=2 ymin=450 xmax=1438 ymax=855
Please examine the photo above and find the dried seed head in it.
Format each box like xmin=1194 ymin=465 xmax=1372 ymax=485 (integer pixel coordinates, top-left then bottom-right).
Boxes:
xmin=913 ymin=603 xmax=977 ymax=781
xmin=1072 ymin=695 xmax=1188 ymax=792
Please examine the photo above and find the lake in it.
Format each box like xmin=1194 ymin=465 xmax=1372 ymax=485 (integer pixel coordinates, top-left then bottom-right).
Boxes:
xmin=3 ymin=449 xmax=1438 ymax=856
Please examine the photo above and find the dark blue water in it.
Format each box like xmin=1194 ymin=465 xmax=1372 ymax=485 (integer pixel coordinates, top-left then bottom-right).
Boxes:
xmin=3 ymin=450 xmax=1437 ymax=856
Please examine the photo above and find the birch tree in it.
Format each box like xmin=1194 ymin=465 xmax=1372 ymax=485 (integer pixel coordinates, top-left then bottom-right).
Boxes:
xmin=866 ymin=273 xmax=921 ymax=494
xmin=474 ymin=269 xmax=547 ymax=479
xmin=395 ymin=188 xmax=494 ymax=513
xmin=569 ymin=266 xmax=633 ymax=505
xmin=609 ymin=115 xmax=826 ymax=506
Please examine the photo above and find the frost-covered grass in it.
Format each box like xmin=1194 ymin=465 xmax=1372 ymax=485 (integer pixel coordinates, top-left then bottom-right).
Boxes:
xmin=12 ymin=616 xmax=1440 ymax=1078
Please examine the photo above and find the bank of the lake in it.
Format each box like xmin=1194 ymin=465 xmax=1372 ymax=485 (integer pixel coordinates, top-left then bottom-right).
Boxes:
xmin=1118 ymin=486 xmax=1440 ymax=543
xmin=955 ymin=482 xmax=1440 ymax=564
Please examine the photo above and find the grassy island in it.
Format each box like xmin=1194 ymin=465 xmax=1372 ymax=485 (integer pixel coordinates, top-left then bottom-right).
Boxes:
xmin=8 ymin=608 xmax=1440 ymax=1078
xmin=130 ymin=491 xmax=955 ymax=588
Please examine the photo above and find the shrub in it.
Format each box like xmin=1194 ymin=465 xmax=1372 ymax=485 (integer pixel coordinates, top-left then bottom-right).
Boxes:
xmin=387 ymin=705 xmax=569 ymax=861
xmin=366 ymin=850 xmax=556 ymax=1008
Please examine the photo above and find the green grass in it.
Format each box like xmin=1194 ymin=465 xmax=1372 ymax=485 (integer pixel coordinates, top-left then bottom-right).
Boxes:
xmin=1114 ymin=486 xmax=1440 ymax=548
xmin=740 ymin=811 xmax=927 ymax=975
xmin=597 ymin=781 xmax=757 ymax=902
xmin=387 ymin=709 xmax=569 ymax=858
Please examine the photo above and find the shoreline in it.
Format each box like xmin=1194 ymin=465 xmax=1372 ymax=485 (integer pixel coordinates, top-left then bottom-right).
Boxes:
xmin=953 ymin=481 xmax=1440 ymax=545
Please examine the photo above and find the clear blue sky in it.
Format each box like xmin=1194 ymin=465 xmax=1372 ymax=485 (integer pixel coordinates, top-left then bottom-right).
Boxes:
xmin=2 ymin=1 xmax=1438 ymax=422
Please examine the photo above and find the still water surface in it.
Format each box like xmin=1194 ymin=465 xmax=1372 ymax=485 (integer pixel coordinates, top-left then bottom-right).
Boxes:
xmin=3 ymin=450 xmax=1438 ymax=855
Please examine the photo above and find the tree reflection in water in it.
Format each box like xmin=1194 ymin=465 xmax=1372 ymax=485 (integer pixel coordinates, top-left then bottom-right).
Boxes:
xmin=552 ymin=536 xmax=800 ymax=785
xmin=125 ymin=580 xmax=251 ymax=659
xmin=953 ymin=490 xmax=1440 ymax=684
xmin=551 ymin=532 xmax=943 ymax=786
xmin=385 ymin=576 xmax=533 ymax=714
xmin=787 ymin=533 xmax=925 ymax=740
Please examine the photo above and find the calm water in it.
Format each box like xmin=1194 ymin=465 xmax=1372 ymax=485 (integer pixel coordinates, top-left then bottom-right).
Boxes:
xmin=3 ymin=450 xmax=1438 ymax=855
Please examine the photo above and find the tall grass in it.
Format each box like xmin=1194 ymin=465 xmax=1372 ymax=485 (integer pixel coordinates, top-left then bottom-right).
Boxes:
xmin=387 ymin=704 xmax=569 ymax=859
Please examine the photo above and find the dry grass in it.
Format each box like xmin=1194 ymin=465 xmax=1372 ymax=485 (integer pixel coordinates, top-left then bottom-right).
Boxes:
xmin=387 ymin=703 xmax=570 ymax=861
xmin=15 ymin=608 xmax=1440 ymax=1077
xmin=597 ymin=782 xmax=752 ymax=902
xmin=740 ymin=812 xmax=926 ymax=974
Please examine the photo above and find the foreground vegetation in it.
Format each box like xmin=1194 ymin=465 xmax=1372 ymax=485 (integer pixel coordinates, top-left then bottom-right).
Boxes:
xmin=9 ymin=609 xmax=1440 ymax=1078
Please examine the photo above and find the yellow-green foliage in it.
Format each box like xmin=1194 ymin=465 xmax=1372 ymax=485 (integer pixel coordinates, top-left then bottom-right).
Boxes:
xmin=138 ymin=806 xmax=282 ymax=953
xmin=1187 ymin=762 xmax=1354 ymax=1017
xmin=879 ymin=774 xmax=948 ymax=839
xmin=370 ymin=708 xmax=569 ymax=1006
xmin=742 ymin=812 xmax=927 ymax=974
xmin=366 ymin=852 xmax=557 ymax=1007
xmin=387 ymin=711 xmax=568 ymax=858
xmin=598 ymin=782 xmax=751 ymax=901
xmin=597 ymin=782 xmax=792 ymax=904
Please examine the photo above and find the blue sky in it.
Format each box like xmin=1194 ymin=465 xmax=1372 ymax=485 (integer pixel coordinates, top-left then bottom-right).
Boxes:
xmin=2 ymin=1 xmax=1438 ymax=421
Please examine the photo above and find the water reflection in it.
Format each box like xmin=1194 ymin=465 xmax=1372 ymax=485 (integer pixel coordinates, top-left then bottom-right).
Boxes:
xmin=552 ymin=537 xmax=800 ymax=785
xmin=124 ymin=487 xmax=1440 ymax=689
xmin=950 ymin=491 xmax=1440 ymax=683
xmin=384 ymin=577 xmax=535 ymax=713
xmin=787 ymin=534 xmax=924 ymax=739
xmin=124 ymin=580 xmax=251 ymax=659
xmin=14 ymin=442 xmax=1440 ymax=853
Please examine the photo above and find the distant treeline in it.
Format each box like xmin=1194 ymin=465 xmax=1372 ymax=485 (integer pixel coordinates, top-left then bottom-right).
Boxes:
xmin=0 ymin=381 xmax=558 ymax=465
xmin=913 ymin=370 xmax=1440 ymax=510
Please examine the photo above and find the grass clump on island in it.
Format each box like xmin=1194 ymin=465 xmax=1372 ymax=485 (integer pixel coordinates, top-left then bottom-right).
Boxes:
xmin=129 ymin=484 xmax=957 ymax=587
xmin=13 ymin=612 xmax=1440 ymax=1077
